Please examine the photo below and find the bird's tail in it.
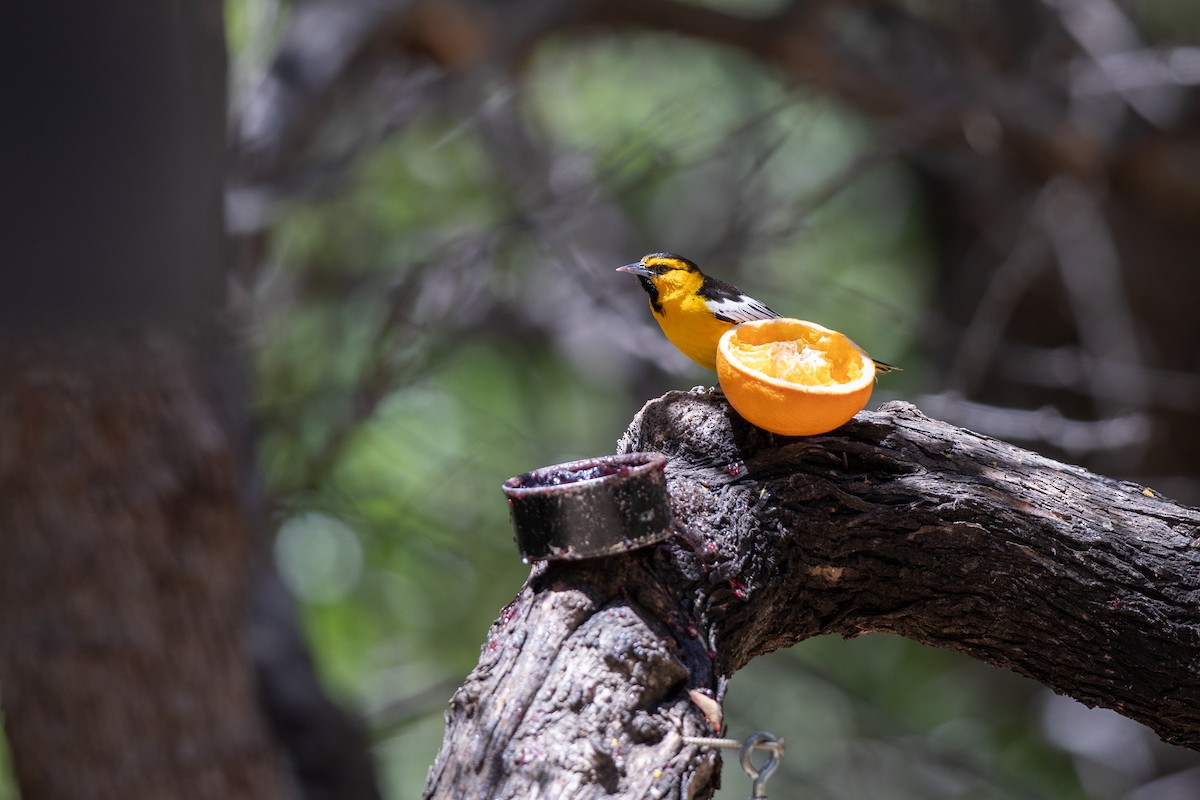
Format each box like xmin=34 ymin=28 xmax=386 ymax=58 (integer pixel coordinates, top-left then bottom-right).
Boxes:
xmin=873 ymin=359 xmax=901 ymax=374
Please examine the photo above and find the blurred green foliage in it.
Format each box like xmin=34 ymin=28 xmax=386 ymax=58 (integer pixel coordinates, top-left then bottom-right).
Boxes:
xmin=722 ymin=639 xmax=1086 ymax=799
xmin=524 ymin=33 xmax=930 ymax=346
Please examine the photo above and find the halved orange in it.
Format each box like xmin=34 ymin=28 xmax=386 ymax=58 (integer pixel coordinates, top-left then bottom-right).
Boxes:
xmin=715 ymin=318 xmax=875 ymax=436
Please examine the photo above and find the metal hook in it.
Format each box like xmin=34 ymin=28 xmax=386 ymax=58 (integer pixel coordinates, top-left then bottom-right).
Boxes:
xmin=739 ymin=731 xmax=785 ymax=799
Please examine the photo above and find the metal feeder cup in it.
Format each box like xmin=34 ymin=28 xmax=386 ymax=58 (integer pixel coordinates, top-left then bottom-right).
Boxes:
xmin=501 ymin=452 xmax=672 ymax=561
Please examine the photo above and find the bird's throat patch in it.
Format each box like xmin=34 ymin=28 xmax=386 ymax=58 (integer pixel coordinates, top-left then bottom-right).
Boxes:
xmin=638 ymin=276 xmax=664 ymax=314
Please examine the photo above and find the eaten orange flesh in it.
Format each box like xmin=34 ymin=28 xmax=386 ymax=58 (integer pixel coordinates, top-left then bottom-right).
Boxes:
xmin=716 ymin=318 xmax=875 ymax=436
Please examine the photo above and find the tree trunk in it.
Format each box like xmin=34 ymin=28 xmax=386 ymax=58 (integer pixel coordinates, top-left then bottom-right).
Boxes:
xmin=0 ymin=1 xmax=295 ymax=797
xmin=425 ymin=390 xmax=1200 ymax=799
xmin=0 ymin=336 xmax=290 ymax=800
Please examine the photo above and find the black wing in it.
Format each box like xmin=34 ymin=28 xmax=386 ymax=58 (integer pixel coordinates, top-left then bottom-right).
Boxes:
xmin=698 ymin=275 xmax=780 ymax=323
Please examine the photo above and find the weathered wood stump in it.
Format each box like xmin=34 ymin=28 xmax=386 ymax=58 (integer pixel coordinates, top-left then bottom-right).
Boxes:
xmin=424 ymin=389 xmax=1200 ymax=799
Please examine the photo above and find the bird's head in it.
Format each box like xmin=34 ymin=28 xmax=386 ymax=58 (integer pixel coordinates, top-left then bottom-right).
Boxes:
xmin=616 ymin=253 xmax=702 ymax=304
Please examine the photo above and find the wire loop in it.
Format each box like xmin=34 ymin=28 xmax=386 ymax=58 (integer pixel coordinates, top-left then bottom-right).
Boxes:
xmin=739 ymin=731 xmax=784 ymax=798
xmin=682 ymin=731 xmax=785 ymax=798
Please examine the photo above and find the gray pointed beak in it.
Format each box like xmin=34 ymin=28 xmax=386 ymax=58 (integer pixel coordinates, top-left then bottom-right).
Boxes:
xmin=616 ymin=263 xmax=653 ymax=277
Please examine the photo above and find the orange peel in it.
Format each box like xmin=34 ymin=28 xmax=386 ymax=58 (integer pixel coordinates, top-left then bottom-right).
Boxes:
xmin=715 ymin=318 xmax=875 ymax=436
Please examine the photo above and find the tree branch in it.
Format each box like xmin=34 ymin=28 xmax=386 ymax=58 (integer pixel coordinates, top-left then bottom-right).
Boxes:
xmin=426 ymin=390 xmax=1200 ymax=798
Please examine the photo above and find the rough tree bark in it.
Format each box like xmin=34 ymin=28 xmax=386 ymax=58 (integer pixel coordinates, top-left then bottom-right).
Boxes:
xmin=425 ymin=389 xmax=1200 ymax=799
xmin=0 ymin=336 xmax=290 ymax=799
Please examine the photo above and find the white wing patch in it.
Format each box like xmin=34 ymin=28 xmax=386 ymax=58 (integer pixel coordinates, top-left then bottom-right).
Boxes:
xmin=705 ymin=295 xmax=780 ymax=324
